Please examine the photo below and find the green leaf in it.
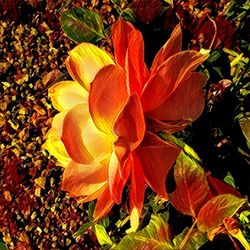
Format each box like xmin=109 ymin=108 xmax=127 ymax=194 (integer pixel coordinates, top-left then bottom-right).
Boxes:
xmin=170 ymin=152 xmax=210 ymax=218
xmin=0 ymin=240 xmax=7 ymax=250
xmin=173 ymin=228 xmax=207 ymax=250
xmin=197 ymin=194 xmax=247 ymax=232
xmin=73 ymin=221 xmax=93 ymax=237
xmin=94 ymin=224 xmax=112 ymax=246
xmin=240 ymin=118 xmax=250 ymax=149
xmin=120 ymin=8 xmax=136 ymax=22
xmin=223 ymin=172 xmax=237 ymax=188
xmin=116 ymin=213 xmax=174 ymax=250
xmin=61 ymin=8 xmax=106 ymax=43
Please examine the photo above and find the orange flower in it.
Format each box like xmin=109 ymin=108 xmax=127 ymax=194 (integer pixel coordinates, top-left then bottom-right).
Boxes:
xmin=44 ymin=18 xmax=208 ymax=231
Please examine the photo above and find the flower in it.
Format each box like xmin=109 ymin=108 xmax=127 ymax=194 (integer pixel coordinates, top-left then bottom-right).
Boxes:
xmin=44 ymin=18 xmax=208 ymax=230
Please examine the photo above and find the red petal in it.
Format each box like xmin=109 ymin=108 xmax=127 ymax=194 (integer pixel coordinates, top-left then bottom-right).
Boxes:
xmin=147 ymin=72 xmax=207 ymax=125
xmin=89 ymin=64 xmax=128 ymax=135
xmin=93 ymin=185 xmax=115 ymax=221
xmin=135 ymin=132 xmax=181 ymax=198
xmin=129 ymin=153 xmax=145 ymax=231
xmin=113 ymin=93 xmax=146 ymax=152
xmin=141 ymin=51 xmax=208 ymax=113
xmin=151 ymin=24 xmax=182 ymax=73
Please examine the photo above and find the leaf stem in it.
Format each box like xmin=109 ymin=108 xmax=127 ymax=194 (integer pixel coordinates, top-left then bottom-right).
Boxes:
xmin=179 ymin=219 xmax=198 ymax=249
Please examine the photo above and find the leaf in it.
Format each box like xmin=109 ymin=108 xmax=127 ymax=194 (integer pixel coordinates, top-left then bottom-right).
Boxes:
xmin=61 ymin=8 xmax=106 ymax=43
xmin=240 ymin=118 xmax=250 ymax=148
xmin=94 ymin=224 xmax=112 ymax=246
xmin=73 ymin=221 xmax=93 ymax=237
xmin=0 ymin=240 xmax=7 ymax=250
xmin=207 ymin=175 xmax=242 ymax=198
xmin=170 ymin=152 xmax=210 ymax=218
xmin=116 ymin=213 xmax=174 ymax=250
xmin=223 ymin=172 xmax=237 ymax=188
xmin=197 ymin=194 xmax=247 ymax=232
xmin=173 ymin=228 xmax=207 ymax=250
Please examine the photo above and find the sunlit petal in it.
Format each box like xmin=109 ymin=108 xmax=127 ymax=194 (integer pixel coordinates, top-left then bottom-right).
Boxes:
xmin=62 ymin=160 xmax=108 ymax=197
xmin=62 ymin=104 xmax=112 ymax=164
xmin=89 ymin=64 xmax=128 ymax=136
xmin=43 ymin=112 xmax=71 ymax=167
xmin=48 ymin=81 xmax=88 ymax=112
xmin=66 ymin=43 xmax=114 ymax=90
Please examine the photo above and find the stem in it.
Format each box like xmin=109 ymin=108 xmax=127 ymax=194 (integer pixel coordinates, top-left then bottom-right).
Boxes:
xmin=207 ymin=16 xmax=217 ymax=50
xmin=179 ymin=219 xmax=198 ymax=250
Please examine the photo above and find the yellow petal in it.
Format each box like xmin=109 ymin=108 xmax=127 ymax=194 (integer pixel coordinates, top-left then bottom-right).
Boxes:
xmin=61 ymin=104 xmax=113 ymax=164
xmin=48 ymin=80 xmax=88 ymax=112
xmin=66 ymin=43 xmax=115 ymax=90
xmin=43 ymin=112 xmax=71 ymax=167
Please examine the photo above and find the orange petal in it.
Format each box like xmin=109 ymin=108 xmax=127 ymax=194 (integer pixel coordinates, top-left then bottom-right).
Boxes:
xmin=43 ymin=112 xmax=71 ymax=167
xmin=108 ymin=152 xmax=131 ymax=204
xmin=62 ymin=160 xmax=108 ymax=197
xmin=151 ymin=24 xmax=182 ymax=73
xmin=93 ymin=185 xmax=115 ymax=221
xmin=111 ymin=18 xmax=135 ymax=67
xmin=112 ymin=19 xmax=149 ymax=94
xmin=141 ymin=51 xmax=208 ymax=112
xmin=66 ymin=43 xmax=114 ymax=90
xmin=89 ymin=64 xmax=128 ymax=135
xmin=147 ymin=72 xmax=207 ymax=125
xmin=135 ymin=132 xmax=181 ymax=199
xmin=113 ymin=93 xmax=146 ymax=152
xmin=129 ymin=153 xmax=145 ymax=231
xmin=77 ymin=185 xmax=106 ymax=203
xmin=48 ymin=81 xmax=88 ymax=112
xmin=62 ymin=104 xmax=112 ymax=164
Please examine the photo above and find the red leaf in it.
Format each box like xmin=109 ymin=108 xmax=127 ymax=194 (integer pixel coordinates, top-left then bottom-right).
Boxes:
xmin=207 ymin=175 xmax=242 ymax=198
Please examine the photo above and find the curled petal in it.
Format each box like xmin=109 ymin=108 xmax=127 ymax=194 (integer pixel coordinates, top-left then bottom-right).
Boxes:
xmin=43 ymin=112 xmax=71 ymax=167
xmin=136 ymin=132 xmax=181 ymax=199
xmin=93 ymin=185 xmax=115 ymax=221
xmin=89 ymin=64 xmax=128 ymax=136
xmin=141 ymin=51 xmax=208 ymax=112
xmin=147 ymin=72 xmax=207 ymax=125
xmin=62 ymin=104 xmax=112 ymax=164
xmin=62 ymin=160 xmax=108 ymax=197
xmin=48 ymin=81 xmax=88 ymax=112
xmin=66 ymin=43 xmax=114 ymax=90
xmin=113 ymin=93 xmax=146 ymax=152
xmin=151 ymin=24 xmax=182 ymax=73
